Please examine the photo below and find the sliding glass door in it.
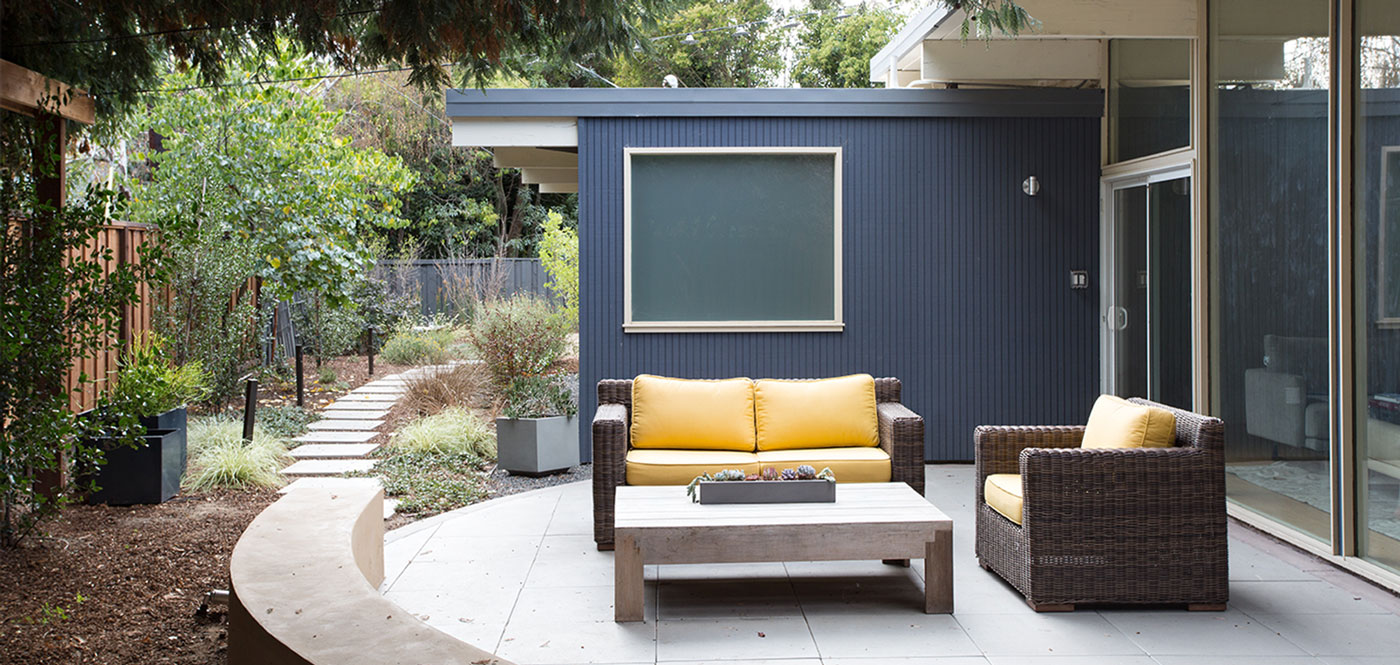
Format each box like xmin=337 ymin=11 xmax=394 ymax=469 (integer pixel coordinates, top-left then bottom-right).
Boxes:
xmin=1104 ymin=172 xmax=1194 ymax=409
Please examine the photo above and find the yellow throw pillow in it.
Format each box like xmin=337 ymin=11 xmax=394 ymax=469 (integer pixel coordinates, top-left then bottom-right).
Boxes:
xmin=753 ymin=374 xmax=879 ymax=451
xmin=630 ymin=375 xmax=756 ymax=451
xmin=1081 ymin=394 xmax=1177 ymax=449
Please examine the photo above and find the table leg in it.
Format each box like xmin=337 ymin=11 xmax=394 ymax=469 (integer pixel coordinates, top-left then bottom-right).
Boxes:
xmin=925 ymin=529 xmax=953 ymax=613
xmin=615 ymin=534 xmax=644 ymax=622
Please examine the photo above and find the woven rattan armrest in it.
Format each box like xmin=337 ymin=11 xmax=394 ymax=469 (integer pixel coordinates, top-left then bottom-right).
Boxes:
xmin=591 ymin=403 xmax=629 ymax=549
xmin=878 ymin=402 xmax=925 ymax=495
xmin=1017 ymin=445 xmax=1217 ymax=536
xmin=973 ymin=425 xmax=1084 ymax=502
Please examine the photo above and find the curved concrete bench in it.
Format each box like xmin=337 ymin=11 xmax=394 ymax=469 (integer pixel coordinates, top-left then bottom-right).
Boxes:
xmin=229 ymin=485 xmax=513 ymax=665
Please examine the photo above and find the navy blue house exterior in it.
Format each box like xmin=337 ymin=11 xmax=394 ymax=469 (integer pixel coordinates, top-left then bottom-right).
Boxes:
xmin=448 ymin=89 xmax=1106 ymax=462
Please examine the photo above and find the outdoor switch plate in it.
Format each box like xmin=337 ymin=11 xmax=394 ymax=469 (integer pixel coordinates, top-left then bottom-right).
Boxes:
xmin=1071 ymin=270 xmax=1089 ymax=289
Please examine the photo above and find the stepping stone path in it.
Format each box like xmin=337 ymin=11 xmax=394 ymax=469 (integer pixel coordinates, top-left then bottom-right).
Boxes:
xmin=278 ymin=364 xmax=465 ymax=518
xmin=280 ymin=373 xmax=413 ymax=511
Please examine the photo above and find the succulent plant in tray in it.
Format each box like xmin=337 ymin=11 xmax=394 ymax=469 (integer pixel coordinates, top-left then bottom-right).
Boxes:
xmin=686 ymin=465 xmax=835 ymax=502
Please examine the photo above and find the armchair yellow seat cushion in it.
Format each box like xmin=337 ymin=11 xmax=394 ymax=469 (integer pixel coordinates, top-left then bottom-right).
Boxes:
xmin=1082 ymin=394 xmax=1177 ymax=449
xmin=630 ymin=375 xmax=757 ymax=452
xmin=624 ymin=449 xmax=760 ymax=486
xmin=754 ymin=374 xmax=879 ymax=450
xmin=756 ymin=447 xmax=891 ymax=483
xmin=984 ymin=473 xmax=1024 ymax=525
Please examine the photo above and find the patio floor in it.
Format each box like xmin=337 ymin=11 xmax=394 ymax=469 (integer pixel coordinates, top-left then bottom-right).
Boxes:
xmin=381 ymin=465 xmax=1400 ymax=664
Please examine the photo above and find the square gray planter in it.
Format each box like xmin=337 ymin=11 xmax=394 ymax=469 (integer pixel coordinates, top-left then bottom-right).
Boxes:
xmin=496 ymin=415 xmax=579 ymax=476
xmin=698 ymin=479 xmax=835 ymax=504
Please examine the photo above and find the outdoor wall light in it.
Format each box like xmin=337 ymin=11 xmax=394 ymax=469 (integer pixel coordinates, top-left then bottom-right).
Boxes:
xmin=1022 ymin=176 xmax=1040 ymax=196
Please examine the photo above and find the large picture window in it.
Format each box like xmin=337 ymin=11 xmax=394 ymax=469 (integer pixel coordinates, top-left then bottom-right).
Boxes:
xmin=624 ymin=147 xmax=843 ymax=332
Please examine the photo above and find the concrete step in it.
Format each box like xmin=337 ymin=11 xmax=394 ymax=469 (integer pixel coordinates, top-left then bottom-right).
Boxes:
xmin=338 ymin=392 xmax=399 ymax=402
xmin=278 ymin=477 xmax=382 ymax=495
xmin=294 ymin=430 xmax=377 ymax=444
xmin=313 ymin=410 xmax=388 ymax=420
xmin=351 ymin=385 xmax=406 ymax=394
xmin=324 ymin=400 xmax=398 ymax=411
xmin=287 ymin=443 xmax=380 ymax=460
xmin=307 ymin=419 xmax=384 ymax=431
xmin=280 ymin=459 xmax=376 ymax=477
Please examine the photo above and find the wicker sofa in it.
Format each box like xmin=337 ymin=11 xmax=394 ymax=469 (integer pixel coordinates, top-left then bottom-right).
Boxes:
xmin=591 ymin=375 xmax=925 ymax=550
xmin=974 ymin=397 xmax=1227 ymax=611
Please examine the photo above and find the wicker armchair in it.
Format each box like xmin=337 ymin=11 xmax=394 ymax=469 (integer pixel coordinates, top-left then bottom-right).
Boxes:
xmin=592 ymin=377 xmax=925 ymax=550
xmin=974 ymin=398 xmax=1227 ymax=611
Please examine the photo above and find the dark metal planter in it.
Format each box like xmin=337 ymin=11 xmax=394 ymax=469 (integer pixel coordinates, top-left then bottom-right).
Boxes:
xmin=698 ymin=479 xmax=836 ymax=505
xmin=496 ymin=415 xmax=579 ymax=476
xmin=88 ymin=427 xmax=187 ymax=505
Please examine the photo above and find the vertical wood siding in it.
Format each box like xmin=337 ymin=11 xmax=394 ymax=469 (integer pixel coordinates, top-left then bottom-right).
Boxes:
xmin=578 ymin=116 xmax=1102 ymax=461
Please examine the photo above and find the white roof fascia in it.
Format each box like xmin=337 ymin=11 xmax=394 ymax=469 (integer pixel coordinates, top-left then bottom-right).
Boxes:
xmin=868 ymin=4 xmax=959 ymax=84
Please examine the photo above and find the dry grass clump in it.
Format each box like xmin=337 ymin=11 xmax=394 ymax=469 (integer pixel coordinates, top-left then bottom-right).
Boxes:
xmin=389 ymin=407 xmax=496 ymax=459
xmin=401 ymin=362 xmax=490 ymax=415
xmin=184 ymin=415 xmax=290 ymax=490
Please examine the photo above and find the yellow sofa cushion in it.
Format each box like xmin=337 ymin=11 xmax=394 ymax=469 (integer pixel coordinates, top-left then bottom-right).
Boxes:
xmin=630 ymin=375 xmax=756 ymax=452
xmin=984 ymin=473 xmax=1023 ymax=525
xmin=754 ymin=374 xmax=879 ymax=451
xmin=1081 ymin=394 xmax=1178 ymax=449
xmin=625 ymin=449 xmax=759 ymax=485
xmin=756 ymin=447 xmax=891 ymax=483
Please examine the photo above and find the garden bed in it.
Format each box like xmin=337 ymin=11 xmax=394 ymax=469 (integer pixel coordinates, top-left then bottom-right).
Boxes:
xmin=0 ymin=490 xmax=277 ymax=665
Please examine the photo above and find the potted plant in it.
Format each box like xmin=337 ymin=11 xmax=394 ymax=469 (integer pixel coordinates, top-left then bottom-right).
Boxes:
xmin=686 ymin=465 xmax=837 ymax=504
xmin=88 ymin=334 xmax=207 ymax=505
xmin=495 ymin=374 xmax=579 ymax=476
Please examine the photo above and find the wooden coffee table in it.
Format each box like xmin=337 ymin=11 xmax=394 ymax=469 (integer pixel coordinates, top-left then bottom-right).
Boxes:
xmin=612 ymin=482 xmax=952 ymax=622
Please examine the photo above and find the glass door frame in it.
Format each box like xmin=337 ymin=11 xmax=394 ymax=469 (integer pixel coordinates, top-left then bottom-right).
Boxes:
xmin=1100 ymin=162 xmax=1194 ymax=402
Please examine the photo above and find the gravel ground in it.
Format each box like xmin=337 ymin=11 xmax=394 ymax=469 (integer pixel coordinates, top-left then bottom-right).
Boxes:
xmin=485 ymin=462 xmax=591 ymax=498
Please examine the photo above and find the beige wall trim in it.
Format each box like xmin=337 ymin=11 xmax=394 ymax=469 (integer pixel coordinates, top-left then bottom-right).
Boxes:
xmin=920 ymin=39 xmax=1102 ymax=82
xmin=521 ymin=167 xmax=578 ymax=184
xmin=622 ymin=146 xmax=844 ymax=333
xmin=492 ymin=147 xmax=578 ymax=169
xmin=452 ymin=117 xmax=577 ymax=148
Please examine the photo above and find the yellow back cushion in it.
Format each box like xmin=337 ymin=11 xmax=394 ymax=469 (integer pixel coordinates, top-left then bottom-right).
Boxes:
xmin=754 ymin=374 xmax=879 ymax=451
xmin=630 ymin=375 xmax=756 ymax=451
xmin=1081 ymin=394 xmax=1178 ymax=449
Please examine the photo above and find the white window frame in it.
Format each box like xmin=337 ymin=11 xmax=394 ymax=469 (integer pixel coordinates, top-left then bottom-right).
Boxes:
xmin=623 ymin=146 xmax=844 ymax=333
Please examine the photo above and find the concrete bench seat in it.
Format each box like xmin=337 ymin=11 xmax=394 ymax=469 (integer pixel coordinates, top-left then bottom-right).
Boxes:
xmin=229 ymin=485 xmax=512 ymax=665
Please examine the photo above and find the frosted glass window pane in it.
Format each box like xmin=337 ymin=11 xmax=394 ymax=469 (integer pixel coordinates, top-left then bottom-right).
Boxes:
xmin=629 ymin=152 xmax=837 ymax=323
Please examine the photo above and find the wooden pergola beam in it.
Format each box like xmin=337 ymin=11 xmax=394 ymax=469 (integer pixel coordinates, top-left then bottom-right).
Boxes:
xmin=0 ymin=59 xmax=95 ymax=125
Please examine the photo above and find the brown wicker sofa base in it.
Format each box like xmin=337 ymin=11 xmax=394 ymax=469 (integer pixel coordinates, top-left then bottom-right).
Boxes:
xmin=592 ymin=377 xmax=926 ymax=551
xmin=974 ymin=398 xmax=1228 ymax=612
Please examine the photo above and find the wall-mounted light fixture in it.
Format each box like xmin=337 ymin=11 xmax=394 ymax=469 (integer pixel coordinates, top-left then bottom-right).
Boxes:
xmin=1022 ymin=175 xmax=1040 ymax=196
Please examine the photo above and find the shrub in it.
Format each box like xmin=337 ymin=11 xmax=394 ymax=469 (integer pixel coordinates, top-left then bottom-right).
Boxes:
xmin=502 ymin=374 xmax=577 ymax=419
xmin=403 ymin=363 xmax=490 ymax=416
xmin=294 ymin=296 xmax=365 ymax=361
xmin=184 ymin=415 xmax=288 ymax=490
xmin=358 ymin=449 xmax=488 ymax=516
xmin=105 ymin=334 xmax=209 ymax=417
xmin=379 ymin=330 xmax=447 ymax=365
xmin=317 ymin=366 xmax=339 ymax=385
xmin=467 ymin=295 xmax=569 ymax=395
xmin=255 ymin=405 xmax=321 ymax=439
xmin=538 ymin=211 xmax=579 ymax=331
xmin=390 ymin=407 xmax=496 ymax=459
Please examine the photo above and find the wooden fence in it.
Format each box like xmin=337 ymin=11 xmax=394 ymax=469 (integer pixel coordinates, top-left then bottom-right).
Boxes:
xmin=65 ymin=222 xmax=160 ymax=413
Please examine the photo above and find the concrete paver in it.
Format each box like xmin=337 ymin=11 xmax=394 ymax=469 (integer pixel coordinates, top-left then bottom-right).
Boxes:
xmin=381 ymin=468 xmax=1400 ymax=664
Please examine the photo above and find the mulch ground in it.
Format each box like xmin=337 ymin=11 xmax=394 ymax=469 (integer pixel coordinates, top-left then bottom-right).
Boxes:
xmin=251 ymin=353 xmax=414 ymax=411
xmin=0 ymin=490 xmax=278 ymax=665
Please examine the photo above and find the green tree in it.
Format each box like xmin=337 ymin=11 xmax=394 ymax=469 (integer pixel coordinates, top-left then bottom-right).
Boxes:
xmin=616 ymin=0 xmax=783 ymax=88
xmin=130 ymin=51 xmax=416 ymax=302
xmin=1 ymin=0 xmax=668 ymax=117
xmin=792 ymin=2 xmax=905 ymax=89
xmin=538 ymin=211 xmax=579 ymax=330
